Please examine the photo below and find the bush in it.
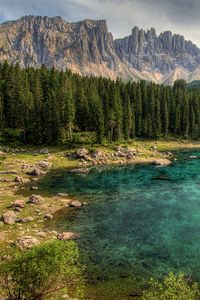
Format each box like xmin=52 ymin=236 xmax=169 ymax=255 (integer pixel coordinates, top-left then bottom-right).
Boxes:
xmin=0 ymin=240 xmax=84 ymax=300
xmin=1 ymin=128 xmax=23 ymax=144
xmin=142 ymin=272 xmax=199 ymax=300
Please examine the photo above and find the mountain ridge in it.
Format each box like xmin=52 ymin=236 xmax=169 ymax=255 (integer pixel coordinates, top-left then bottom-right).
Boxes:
xmin=1 ymin=15 xmax=200 ymax=84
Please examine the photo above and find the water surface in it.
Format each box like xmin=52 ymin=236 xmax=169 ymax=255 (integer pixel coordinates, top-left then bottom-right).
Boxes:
xmin=41 ymin=150 xmax=200 ymax=299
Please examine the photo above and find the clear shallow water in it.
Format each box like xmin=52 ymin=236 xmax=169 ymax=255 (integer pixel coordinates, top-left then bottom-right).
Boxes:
xmin=41 ymin=150 xmax=200 ymax=299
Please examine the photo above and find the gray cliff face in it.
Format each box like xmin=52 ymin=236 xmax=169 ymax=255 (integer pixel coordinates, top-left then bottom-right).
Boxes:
xmin=0 ymin=16 xmax=118 ymax=71
xmin=114 ymin=26 xmax=200 ymax=74
xmin=1 ymin=15 xmax=200 ymax=83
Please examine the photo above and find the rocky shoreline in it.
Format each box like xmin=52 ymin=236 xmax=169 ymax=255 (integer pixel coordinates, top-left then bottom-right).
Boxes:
xmin=1 ymin=140 xmax=192 ymax=252
xmin=0 ymin=144 xmax=173 ymax=249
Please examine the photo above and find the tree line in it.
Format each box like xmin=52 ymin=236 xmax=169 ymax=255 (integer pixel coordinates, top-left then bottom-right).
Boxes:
xmin=0 ymin=62 xmax=200 ymax=145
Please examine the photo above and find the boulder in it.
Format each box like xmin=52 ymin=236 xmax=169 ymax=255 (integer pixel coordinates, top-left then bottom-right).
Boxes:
xmin=150 ymin=145 xmax=157 ymax=151
xmin=91 ymin=150 xmax=103 ymax=158
xmin=189 ymin=156 xmax=198 ymax=159
xmin=70 ymin=200 xmax=82 ymax=209
xmin=2 ymin=211 xmax=17 ymax=225
xmin=39 ymin=149 xmax=49 ymax=154
xmin=26 ymin=168 xmax=46 ymax=176
xmin=37 ymin=160 xmax=51 ymax=169
xmin=57 ymin=232 xmax=80 ymax=241
xmin=12 ymin=200 xmax=25 ymax=209
xmin=76 ymin=148 xmax=89 ymax=158
xmin=44 ymin=213 xmax=53 ymax=220
xmin=21 ymin=163 xmax=32 ymax=170
xmin=15 ymin=236 xmax=39 ymax=250
xmin=35 ymin=231 xmax=47 ymax=238
xmin=14 ymin=176 xmax=24 ymax=183
xmin=29 ymin=194 xmax=44 ymax=205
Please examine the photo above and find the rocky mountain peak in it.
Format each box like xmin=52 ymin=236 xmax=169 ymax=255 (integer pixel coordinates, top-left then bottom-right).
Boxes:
xmin=1 ymin=15 xmax=200 ymax=84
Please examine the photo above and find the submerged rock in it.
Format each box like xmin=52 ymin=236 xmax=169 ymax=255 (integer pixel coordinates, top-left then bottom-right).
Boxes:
xmin=70 ymin=168 xmax=89 ymax=174
xmin=152 ymin=174 xmax=172 ymax=181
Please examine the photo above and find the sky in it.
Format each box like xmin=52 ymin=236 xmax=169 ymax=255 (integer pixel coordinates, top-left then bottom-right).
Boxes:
xmin=0 ymin=0 xmax=200 ymax=46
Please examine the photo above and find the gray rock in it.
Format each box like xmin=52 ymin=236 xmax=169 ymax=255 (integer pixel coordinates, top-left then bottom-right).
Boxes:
xmin=12 ymin=200 xmax=25 ymax=209
xmin=35 ymin=231 xmax=47 ymax=238
xmin=31 ymin=186 xmax=39 ymax=190
xmin=44 ymin=213 xmax=53 ymax=220
xmin=2 ymin=211 xmax=17 ymax=225
xmin=0 ymin=170 xmax=18 ymax=174
xmin=17 ymin=217 xmax=34 ymax=223
xmin=57 ymin=232 xmax=80 ymax=241
xmin=39 ymin=149 xmax=49 ymax=154
xmin=37 ymin=160 xmax=51 ymax=169
xmin=151 ymin=159 xmax=171 ymax=166
xmin=70 ymin=200 xmax=82 ymax=209
xmin=15 ymin=236 xmax=39 ymax=249
xmin=29 ymin=194 xmax=44 ymax=204
xmin=76 ymin=148 xmax=89 ymax=158
xmin=14 ymin=176 xmax=24 ymax=183
xmin=27 ymin=168 xmax=46 ymax=176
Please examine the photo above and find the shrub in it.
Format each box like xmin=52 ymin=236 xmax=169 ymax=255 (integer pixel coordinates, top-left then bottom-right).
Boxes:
xmin=0 ymin=240 xmax=84 ymax=300
xmin=142 ymin=272 xmax=199 ymax=300
xmin=1 ymin=128 xmax=22 ymax=144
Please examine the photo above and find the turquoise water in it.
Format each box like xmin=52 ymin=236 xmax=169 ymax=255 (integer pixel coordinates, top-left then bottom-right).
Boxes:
xmin=42 ymin=150 xmax=200 ymax=299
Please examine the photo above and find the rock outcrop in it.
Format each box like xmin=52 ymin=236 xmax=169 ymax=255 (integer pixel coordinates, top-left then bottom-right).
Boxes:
xmin=114 ymin=27 xmax=200 ymax=75
xmin=1 ymin=15 xmax=200 ymax=84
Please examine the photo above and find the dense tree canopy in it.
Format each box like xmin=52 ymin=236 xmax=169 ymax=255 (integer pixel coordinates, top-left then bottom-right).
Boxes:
xmin=0 ymin=62 xmax=200 ymax=145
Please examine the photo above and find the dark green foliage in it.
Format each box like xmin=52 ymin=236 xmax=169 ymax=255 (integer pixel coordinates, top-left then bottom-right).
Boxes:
xmin=0 ymin=61 xmax=200 ymax=145
xmin=187 ymin=80 xmax=200 ymax=91
xmin=0 ymin=240 xmax=84 ymax=300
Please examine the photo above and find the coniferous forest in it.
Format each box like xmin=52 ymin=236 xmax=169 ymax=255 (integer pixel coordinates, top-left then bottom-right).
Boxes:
xmin=0 ymin=62 xmax=199 ymax=145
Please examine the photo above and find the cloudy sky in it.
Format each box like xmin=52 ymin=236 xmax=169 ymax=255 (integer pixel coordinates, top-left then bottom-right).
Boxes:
xmin=0 ymin=0 xmax=200 ymax=45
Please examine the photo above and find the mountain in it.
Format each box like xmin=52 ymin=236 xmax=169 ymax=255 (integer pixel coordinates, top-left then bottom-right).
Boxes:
xmin=1 ymin=15 xmax=200 ymax=84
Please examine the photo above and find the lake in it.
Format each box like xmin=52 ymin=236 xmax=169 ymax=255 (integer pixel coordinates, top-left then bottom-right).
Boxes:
xmin=41 ymin=150 xmax=200 ymax=299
